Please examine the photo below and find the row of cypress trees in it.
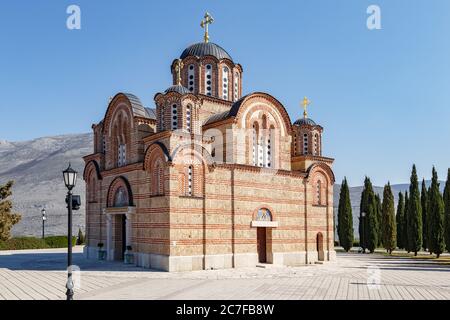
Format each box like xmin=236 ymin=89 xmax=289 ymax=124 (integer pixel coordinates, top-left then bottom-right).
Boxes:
xmin=337 ymin=166 xmax=450 ymax=257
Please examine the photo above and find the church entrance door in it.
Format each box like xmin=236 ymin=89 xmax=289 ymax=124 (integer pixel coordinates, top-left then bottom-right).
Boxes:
xmin=257 ymin=227 xmax=267 ymax=263
xmin=317 ymin=232 xmax=324 ymax=261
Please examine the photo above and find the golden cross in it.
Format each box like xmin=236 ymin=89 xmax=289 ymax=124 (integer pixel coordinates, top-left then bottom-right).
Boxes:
xmin=200 ymin=12 xmax=214 ymax=43
xmin=174 ymin=59 xmax=184 ymax=85
xmin=302 ymin=96 xmax=311 ymax=118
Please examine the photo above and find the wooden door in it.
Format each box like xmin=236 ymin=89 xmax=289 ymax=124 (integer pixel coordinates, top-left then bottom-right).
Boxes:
xmin=257 ymin=227 xmax=267 ymax=263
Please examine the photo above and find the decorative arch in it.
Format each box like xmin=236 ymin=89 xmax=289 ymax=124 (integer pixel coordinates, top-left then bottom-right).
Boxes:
xmin=84 ymin=160 xmax=102 ymax=203
xmin=171 ymin=144 xmax=212 ymax=197
xmin=143 ymin=142 xmax=171 ymax=171
xmin=307 ymin=163 xmax=335 ymax=206
xmin=306 ymin=162 xmax=335 ymax=184
xmin=106 ymin=176 xmax=134 ymax=207
xmin=83 ymin=160 xmax=102 ymax=181
xmin=231 ymin=93 xmax=292 ymax=137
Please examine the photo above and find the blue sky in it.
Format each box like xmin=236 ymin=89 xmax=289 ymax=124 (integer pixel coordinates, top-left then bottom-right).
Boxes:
xmin=0 ymin=0 xmax=449 ymax=186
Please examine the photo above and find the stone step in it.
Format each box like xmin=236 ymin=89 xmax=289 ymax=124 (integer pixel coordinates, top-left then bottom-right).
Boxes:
xmin=256 ymin=263 xmax=275 ymax=268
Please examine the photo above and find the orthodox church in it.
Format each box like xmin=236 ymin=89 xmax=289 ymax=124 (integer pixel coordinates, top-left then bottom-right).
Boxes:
xmin=83 ymin=13 xmax=336 ymax=271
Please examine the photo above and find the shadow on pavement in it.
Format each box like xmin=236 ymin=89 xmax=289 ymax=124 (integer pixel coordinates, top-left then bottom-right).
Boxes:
xmin=0 ymin=251 xmax=159 ymax=273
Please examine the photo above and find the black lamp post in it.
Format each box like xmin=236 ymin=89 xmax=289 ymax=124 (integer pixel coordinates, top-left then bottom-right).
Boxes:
xmin=41 ymin=208 xmax=46 ymax=239
xmin=63 ymin=163 xmax=77 ymax=300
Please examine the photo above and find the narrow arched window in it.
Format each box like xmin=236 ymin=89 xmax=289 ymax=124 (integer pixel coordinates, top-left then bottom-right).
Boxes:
xmin=205 ymin=64 xmax=212 ymax=96
xmin=118 ymin=144 xmax=126 ymax=167
xmin=171 ymin=104 xmax=178 ymax=130
xmin=222 ymin=67 xmax=229 ymax=100
xmin=303 ymin=133 xmax=308 ymax=155
xmin=316 ymin=180 xmax=322 ymax=205
xmin=252 ymin=123 xmax=258 ymax=166
xmin=234 ymin=72 xmax=239 ymax=101
xmin=188 ymin=64 xmax=195 ymax=92
xmin=293 ymin=133 xmax=297 ymax=155
xmin=186 ymin=104 xmax=191 ymax=133
xmin=314 ymin=133 xmax=319 ymax=155
xmin=187 ymin=165 xmax=193 ymax=196
xmin=160 ymin=107 xmax=165 ymax=131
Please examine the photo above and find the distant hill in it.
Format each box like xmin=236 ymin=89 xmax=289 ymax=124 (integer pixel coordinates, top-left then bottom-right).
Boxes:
xmin=0 ymin=133 xmax=92 ymax=237
xmin=0 ymin=133 xmax=446 ymax=238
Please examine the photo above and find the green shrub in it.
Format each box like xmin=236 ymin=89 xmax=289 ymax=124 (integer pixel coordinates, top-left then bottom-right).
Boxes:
xmin=0 ymin=237 xmax=47 ymax=250
xmin=44 ymin=236 xmax=76 ymax=248
xmin=0 ymin=236 xmax=77 ymax=250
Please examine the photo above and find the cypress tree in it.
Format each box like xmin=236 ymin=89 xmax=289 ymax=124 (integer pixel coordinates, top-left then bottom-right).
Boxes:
xmin=382 ymin=183 xmax=397 ymax=254
xmin=428 ymin=167 xmax=445 ymax=257
xmin=359 ymin=177 xmax=374 ymax=252
xmin=404 ymin=191 xmax=410 ymax=252
xmin=337 ymin=178 xmax=354 ymax=252
xmin=444 ymin=169 xmax=450 ymax=252
xmin=407 ymin=165 xmax=422 ymax=255
xmin=396 ymin=192 xmax=405 ymax=249
xmin=366 ymin=192 xmax=378 ymax=253
xmin=375 ymin=194 xmax=383 ymax=248
xmin=421 ymin=179 xmax=429 ymax=251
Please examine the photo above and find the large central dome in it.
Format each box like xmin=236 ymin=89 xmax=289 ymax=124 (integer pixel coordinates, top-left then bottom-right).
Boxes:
xmin=180 ymin=42 xmax=233 ymax=61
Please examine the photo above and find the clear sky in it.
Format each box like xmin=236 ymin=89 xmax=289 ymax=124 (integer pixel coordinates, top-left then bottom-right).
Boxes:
xmin=1 ymin=0 xmax=449 ymax=186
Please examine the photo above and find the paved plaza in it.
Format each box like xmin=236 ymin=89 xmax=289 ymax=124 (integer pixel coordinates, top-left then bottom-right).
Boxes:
xmin=0 ymin=246 xmax=449 ymax=300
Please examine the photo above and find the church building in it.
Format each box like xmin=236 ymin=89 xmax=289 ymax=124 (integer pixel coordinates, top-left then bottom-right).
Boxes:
xmin=83 ymin=13 xmax=336 ymax=271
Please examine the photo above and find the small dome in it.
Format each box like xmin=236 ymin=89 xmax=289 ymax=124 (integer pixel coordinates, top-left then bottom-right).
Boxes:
xmin=180 ymin=42 xmax=233 ymax=61
xmin=164 ymin=85 xmax=191 ymax=95
xmin=294 ymin=117 xmax=317 ymax=126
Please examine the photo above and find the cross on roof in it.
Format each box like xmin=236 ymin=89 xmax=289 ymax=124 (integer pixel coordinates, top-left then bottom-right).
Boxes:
xmin=302 ymin=97 xmax=311 ymax=119
xmin=200 ymin=12 xmax=214 ymax=43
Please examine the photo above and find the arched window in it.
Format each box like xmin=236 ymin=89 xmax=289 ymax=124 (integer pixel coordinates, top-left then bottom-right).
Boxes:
xmin=153 ymin=160 xmax=164 ymax=195
xmin=293 ymin=133 xmax=297 ymax=155
xmin=314 ymin=133 xmax=319 ymax=155
xmin=303 ymin=133 xmax=308 ymax=155
xmin=234 ymin=72 xmax=239 ymax=101
xmin=114 ymin=187 xmax=128 ymax=207
xmin=205 ymin=64 xmax=212 ymax=96
xmin=266 ymin=126 xmax=274 ymax=168
xmin=188 ymin=64 xmax=195 ymax=92
xmin=171 ymin=104 xmax=178 ymax=130
xmin=222 ymin=66 xmax=229 ymax=100
xmin=256 ymin=208 xmax=272 ymax=221
xmin=316 ymin=180 xmax=322 ymax=205
xmin=187 ymin=165 xmax=193 ymax=196
xmin=252 ymin=122 xmax=259 ymax=166
xmin=160 ymin=106 xmax=165 ymax=131
xmin=118 ymin=143 xmax=126 ymax=167
xmin=186 ymin=104 xmax=192 ymax=133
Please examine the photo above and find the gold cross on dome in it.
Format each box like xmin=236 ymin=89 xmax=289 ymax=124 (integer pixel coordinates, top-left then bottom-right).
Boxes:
xmin=174 ymin=59 xmax=184 ymax=85
xmin=200 ymin=12 xmax=214 ymax=43
xmin=302 ymin=97 xmax=311 ymax=118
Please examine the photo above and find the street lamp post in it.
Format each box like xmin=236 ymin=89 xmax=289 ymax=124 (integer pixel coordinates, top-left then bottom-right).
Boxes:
xmin=41 ymin=208 xmax=46 ymax=239
xmin=361 ymin=211 xmax=366 ymax=254
xmin=63 ymin=163 xmax=78 ymax=301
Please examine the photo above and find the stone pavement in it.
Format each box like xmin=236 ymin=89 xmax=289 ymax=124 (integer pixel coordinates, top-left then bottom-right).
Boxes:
xmin=0 ymin=246 xmax=449 ymax=300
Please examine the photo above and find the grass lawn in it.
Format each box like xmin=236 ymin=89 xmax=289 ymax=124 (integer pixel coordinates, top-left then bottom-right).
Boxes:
xmin=384 ymin=251 xmax=450 ymax=265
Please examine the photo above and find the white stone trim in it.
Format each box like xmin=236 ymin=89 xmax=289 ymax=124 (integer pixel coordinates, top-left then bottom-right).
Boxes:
xmin=251 ymin=220 xmax=279 ymax=228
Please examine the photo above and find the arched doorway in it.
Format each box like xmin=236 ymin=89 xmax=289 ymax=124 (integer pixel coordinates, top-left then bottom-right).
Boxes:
xmin=106 ymin=177 xmax=134 ymax=261
xmin=316 ymin=232 xmax=325 ymax=261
